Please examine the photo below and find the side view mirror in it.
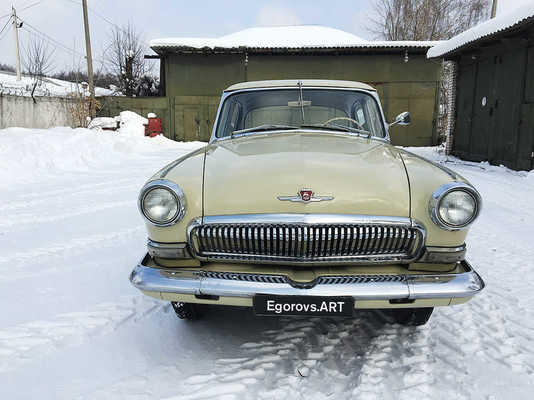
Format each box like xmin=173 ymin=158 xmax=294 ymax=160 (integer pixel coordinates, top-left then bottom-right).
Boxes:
xmin=390 ymin=111 xmax=411 ymax=126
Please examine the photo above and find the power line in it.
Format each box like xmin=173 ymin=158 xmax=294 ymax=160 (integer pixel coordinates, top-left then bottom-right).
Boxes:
xmin=19 ymin=1 xmax=43 ymax=12
xmin=0 ymin=25 xmax=11 ymax=43
xmin=63 ymin=0 xmax=151 ymax=47
xmin=19 ymin=18 xmax=105 ymax=64
xmin=23 ymin=21 xmax=86 ymax=57
xmin=0 ymin=1 xmax=43 ymax=20
xmin=0 ymin=15 xmax=11 ymax=38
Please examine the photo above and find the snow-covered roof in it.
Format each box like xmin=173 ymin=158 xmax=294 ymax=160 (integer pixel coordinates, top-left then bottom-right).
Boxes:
xmin=225 ymin=79 xmax=376 ymax=92
xmin=428 ymin=3 xmax=534 ymax=58
xmin=151 ymin=25 xmax=440 ymax=53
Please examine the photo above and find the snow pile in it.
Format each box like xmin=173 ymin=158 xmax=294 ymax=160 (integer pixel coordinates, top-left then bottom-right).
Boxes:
xmin=117 ymin=111 xmax=148 ymax=137
xmin=88 ymin=111 xmax=149 ymax=137
xmin=0 ymin=126 xmax=204 ymax=187
xmin=404 ymin=145 xmax=534 ymax=184
xmin=151 ymin=25 xmax=440 ymax=50
xmin=87 ymin=117 xmax=119 ymax=130
xmin=428 ymin=3 xmax=534 ymax=57
xmin=0 ymin=71 xmax=115 ymax=97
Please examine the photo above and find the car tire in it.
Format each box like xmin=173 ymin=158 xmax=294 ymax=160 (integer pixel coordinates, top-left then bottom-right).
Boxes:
xmin=392 ymin=307 xmax=433 ymax=326
xmin=171 ymin=302 xmax=201 ymax=320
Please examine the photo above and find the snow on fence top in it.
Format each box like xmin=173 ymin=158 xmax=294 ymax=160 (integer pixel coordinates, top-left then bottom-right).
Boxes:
xmin=0 ymin=70 xmax=115 ymax=97
xmin=150 ymin=25 xmax=440 ymax=52
xmin=428 ymin=3 xmax=534 ymax=58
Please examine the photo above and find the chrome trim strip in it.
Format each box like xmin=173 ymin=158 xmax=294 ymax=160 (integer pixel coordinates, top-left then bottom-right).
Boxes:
xmin=428 ymin=182 xmax=482 ymax=231
xmin=212 ymin=129 xmax=389 ymax=145
xmin=196 ymin=214 xmax=415 ymax=226
xmin=138 ymin=179 xmax=187 ymax=227
xmin=130 ymin=254 xmax=485 ymax=300
xmin=186 ymin=214 xmax=426 ymax=265
xmin=147 ymin=240 xmax=191 ymax=259
xmin=425 ymin=244 xmax=466 ymax=252
xmin=198 ymin=252 xmax=416 ymax=265
xmin=418 ymin=244 xmax=467 ymax=263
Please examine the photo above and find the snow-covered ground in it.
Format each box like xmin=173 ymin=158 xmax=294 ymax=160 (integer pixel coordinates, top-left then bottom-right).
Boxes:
xmin=0 ymin=70 xmax=115 ymax=97
xmin=0 ymin=129 xmax=533 ymax=399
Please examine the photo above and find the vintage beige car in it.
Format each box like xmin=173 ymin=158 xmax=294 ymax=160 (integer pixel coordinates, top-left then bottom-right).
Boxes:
xmin=130 ymin=79 xmax=484 ymax=326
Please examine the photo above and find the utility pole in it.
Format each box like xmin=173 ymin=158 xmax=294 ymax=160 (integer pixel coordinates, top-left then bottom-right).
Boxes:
xmin=491 ymin=0 xmax=498 ymax=18
xmin=11 ymin=6 xmax=21 ymax=81
xmin=81 ymin=0 xmax=95 ymax=117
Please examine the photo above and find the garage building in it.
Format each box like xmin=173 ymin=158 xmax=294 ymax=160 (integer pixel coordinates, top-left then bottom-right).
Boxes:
xmin=101 ymin=25 xmax=441 ymax=146
xmin=428 ymin=4 xmax=534 ymax=171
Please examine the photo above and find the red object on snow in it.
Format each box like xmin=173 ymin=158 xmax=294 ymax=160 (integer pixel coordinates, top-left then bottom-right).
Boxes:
xmin=144 ymin=116 xmax=163 ymax=137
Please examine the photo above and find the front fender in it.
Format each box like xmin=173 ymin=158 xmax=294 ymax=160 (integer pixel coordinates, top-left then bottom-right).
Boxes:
xmin=143 ymin=147 xmax=206 ymax=243
xmin=398 ymin=149 xmax=473 ymax=247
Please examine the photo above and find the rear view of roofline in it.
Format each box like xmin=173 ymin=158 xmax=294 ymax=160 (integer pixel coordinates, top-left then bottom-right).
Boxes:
xmin=224 ymin=80 xmax=376 ymax=92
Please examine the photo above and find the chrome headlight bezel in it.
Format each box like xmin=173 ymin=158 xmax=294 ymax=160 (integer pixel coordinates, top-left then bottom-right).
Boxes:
xmin=429 ymin=182 xmax=481 ymax=231
xmin=138 ymin=179 xmax=186 ymax=226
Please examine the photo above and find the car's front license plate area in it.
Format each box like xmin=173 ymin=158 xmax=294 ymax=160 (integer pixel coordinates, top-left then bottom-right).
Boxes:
xmin=253 ymin=295 xmax=354 ymax=317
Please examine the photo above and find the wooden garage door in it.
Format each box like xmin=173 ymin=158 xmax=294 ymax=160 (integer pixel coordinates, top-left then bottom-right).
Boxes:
xmin=517 ymin=104 xmax=534 ymax=171
xmin=174 ymin=103 xmax=218 ymax=142
xmin=454 ymin=63 xmax=477 ymax=156
xmin=469 ymin=58 xmax=495 ymax=161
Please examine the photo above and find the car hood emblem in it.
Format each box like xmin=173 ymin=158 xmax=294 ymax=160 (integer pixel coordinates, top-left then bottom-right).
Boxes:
xmin=277 ymin=189 xmax=334 ymax=203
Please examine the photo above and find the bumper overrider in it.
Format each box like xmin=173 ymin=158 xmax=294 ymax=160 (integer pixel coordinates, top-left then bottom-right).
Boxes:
xmin=130 ymin=253 xmax=485 ymax=308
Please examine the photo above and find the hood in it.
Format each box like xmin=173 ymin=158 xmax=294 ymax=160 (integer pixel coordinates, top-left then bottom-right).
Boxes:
xmin=203 ymin=132 xmax=410 ymax=217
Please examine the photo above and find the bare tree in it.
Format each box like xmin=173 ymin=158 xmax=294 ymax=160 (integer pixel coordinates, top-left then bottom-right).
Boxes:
xmin=369 ymin=0 xmax=490 ymax=41
xmin=368 ymin=0 xmax=491 ymax=145
xmin=22 ymin=36 xmax=55 ymax=100
xmin=105 ymin=23 xmax=146 ymax=96
xmin=23 ymin=36 xmax=55 ymax=80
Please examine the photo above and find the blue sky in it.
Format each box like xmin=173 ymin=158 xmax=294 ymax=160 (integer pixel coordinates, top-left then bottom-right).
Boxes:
xmin=0 ymin=0 xmax=531 ymax=73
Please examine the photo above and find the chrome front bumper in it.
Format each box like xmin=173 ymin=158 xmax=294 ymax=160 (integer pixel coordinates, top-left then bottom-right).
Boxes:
xmin=129 ymin=254 xmax=485 ymax=301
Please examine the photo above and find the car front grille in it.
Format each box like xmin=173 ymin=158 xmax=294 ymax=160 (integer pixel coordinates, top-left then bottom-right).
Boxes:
xmin=195 ymin=271 xmax=406 ymax=286
xmin=188 ymin=215 xmax=425 ymax=265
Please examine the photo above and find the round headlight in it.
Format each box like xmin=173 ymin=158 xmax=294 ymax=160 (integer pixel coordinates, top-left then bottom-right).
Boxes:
xmin=429 ymin=183 xmax=481 ymax=230
xmin=138 ymin=180 xmax=186 ymax=226
xmin=438 ymin=190 xmax=476 ymax=227
xmin=143 ymin=188 xmax=178 ymax=223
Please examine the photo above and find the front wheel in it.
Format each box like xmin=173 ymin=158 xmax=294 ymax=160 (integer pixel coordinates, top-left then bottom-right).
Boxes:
xmin=391 ymin=307 xmax=433 ymax=326
xmin=171 ymin=302 xmax=202 ymax=320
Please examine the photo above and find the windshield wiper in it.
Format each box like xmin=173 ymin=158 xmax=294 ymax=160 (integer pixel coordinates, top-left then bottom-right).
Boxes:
xmin=301 ymin=123 xmax=371 ymax=137
xmin=232 ymin=124 xmax=300 ymax=136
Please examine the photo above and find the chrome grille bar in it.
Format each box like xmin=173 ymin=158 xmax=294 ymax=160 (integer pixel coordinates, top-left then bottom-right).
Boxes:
xmin=196 ymin=271 xmax=407 ymax=285
xmin=188 ymin=214 xmax=425 ymax=265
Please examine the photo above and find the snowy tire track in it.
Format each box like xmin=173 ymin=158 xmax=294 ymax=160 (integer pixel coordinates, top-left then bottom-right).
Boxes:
xmin=0 ymin=296 xmax=162 ymax=373
xmin=1 ymin=132 xmax=533 ymax=399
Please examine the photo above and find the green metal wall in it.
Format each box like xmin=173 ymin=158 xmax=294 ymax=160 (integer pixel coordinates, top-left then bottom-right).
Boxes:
xmin=452 ymin=26 xmax=534 ymax=171
xmin=99 ymin=51 xmax=442 ymax=146
xmin=98 ymin=96 xmax=171 ymax=135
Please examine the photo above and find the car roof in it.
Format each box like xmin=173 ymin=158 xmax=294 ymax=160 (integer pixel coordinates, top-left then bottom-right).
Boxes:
xmin=224 ymin=79 xmax=376 ymax=92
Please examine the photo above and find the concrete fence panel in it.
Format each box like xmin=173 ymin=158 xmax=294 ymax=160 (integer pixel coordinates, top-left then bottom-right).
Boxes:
xmin=0 ymin=95 xmax=74 ymax=129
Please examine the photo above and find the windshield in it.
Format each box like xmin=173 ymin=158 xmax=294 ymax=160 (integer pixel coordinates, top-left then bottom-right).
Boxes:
xmin=215 ymin=89 xmax=386 ymax=138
